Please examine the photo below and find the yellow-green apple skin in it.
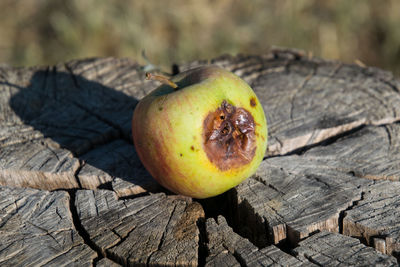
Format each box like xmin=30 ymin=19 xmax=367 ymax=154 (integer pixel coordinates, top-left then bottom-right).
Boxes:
xmin=132 ymin=66 xmax=267 ymax=199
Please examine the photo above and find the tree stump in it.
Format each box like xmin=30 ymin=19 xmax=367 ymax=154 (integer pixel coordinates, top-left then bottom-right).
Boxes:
xmin=1 ymin=49 xmax=400 ymax=266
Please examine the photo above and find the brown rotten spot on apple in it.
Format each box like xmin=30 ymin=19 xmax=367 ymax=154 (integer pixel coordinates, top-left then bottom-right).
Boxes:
xmin=203 ymin=100 xmax=256 ymax=171
xmin=250 ymin=97 xmax=257 ymax=107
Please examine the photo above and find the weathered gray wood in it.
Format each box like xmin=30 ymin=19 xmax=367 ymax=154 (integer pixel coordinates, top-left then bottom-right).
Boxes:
xmin=294 ymin=231 xmax=398 ymax=266
xmin=181 ymin=51 xmax=400 ymax=156
xmin=206 ymin=221 xmax=398 ymax=267
xmin=96 ymin=258 xmax=122 ymax=267
xmin=61 ymin=58 xmax=157 ymax=140
xmin=1 ymin=64 xmax=120 ymax=155
xmin=235 ymin=163 xmax=367 ymax=246
xmin=206 ymin=216 xmax=312 ymax=267
xmin=0 ymin=186 xmax=96 ymax=266
xmin=343 ymin=180 xmax=400 ymax=258
xmin=284 ymin=124 xmax=400 ymax=181
xmin=75 ymin=190 xmax=204 ymax=266
xmin=233 ymin=124 xmax=400 ymax=248
xmin=77 ymin=139 xmax=160 ymax=197
xmin=1 ymin=51 xmax=400 ymax=265
xmin=1 ymin=51 xmax=400 ymax=194
xmin=0 ymin=133 xmax=81 ymax=190
xmin=0 ymin=58 xmax=159 ymax=193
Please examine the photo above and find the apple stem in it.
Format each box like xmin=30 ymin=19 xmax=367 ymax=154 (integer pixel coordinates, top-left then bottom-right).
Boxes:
xmin=146 ymin=72 xmax=178 ymax=89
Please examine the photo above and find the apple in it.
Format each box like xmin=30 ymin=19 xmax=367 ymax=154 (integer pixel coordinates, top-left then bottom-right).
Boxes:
xmin=132 ymin=66 xmax=267 ymax=199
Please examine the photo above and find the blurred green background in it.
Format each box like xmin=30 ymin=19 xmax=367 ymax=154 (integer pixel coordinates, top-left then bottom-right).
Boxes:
xmin=1 ymin=0 xmax=400 ymax=75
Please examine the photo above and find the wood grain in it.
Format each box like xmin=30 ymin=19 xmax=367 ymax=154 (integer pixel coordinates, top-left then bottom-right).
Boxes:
xmin=1 ymin=50 xmax=400 ymax=265
xmin=343 ymin=180 xmax=400 ymax=258
xmin=206 ymin=216 xmax=311 ymax=266
xmin=75 ymin=190 xmax=204 ymax=266
xmin=233 ymin=124 xmax=400 ymax=249
xmin=77 ymin=139 xmax=160 ymax=196
xmin=181 ymin=51 xmax=400 ymax=156
xmin=0 ymin=186 xmax=96 ymax=266
xmin=0 ymin=58 xmax=158 ymax=193
xmin=294 ymin=231 xmax=398 ymax=266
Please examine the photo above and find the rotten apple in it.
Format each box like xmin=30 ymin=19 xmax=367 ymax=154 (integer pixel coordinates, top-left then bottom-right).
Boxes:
xmin=132 ymin=66 xmax=267 ymax=198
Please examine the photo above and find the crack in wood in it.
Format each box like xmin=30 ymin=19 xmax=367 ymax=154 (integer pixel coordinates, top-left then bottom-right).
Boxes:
xmin=67 ymin=190 xmax=120 ymax=266
xmin=196 ymin=189 xmax=280 ymax=263
xmin=282 ymin=124 xmax=366 ymax=157
xmin=359 ymin=65 xmax=400 ymax=95
xmin=73 ymin=160 xmax=83 ymax=189
xmin=293 ymin=231 xmax=398 ymax=266
xmin=339 ymin=191 xmax=365 ymax=235
xmin=196 ymin=215 xmax=208 ymax=267
xmin=383 ymin=125 xmax=393 ymax=149
xmin=2 ymin=53 xmax=400 ymax=265
xmin=231 ymin=250 xmax=247 ymax=267
xmin=289 ymin=66 xmax=316 ymax=121
xmin=231 ymin=188 xmax=274 ymax=248
xmin=147 ymin=205 xmax=178 ymax=265
xmin=63 ymin=63 xmax=129 ymax=145
xmin=302 ymin=254 xmax=324 ymax=267
xmin=277 ymin=117 xmax=400 ymax=158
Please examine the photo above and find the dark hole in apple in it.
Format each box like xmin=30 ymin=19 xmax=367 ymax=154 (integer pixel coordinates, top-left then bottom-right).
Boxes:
xmin=220 ymin=121 xmax=232 ymax=136
xmin=203 ymin=100 xmax=256 ymax=171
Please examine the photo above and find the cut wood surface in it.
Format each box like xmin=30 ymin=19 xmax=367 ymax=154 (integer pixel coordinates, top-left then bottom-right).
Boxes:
xmin=234 ymin=124 xmax=400 ymax=247
xmin=206 ymin=216 xmax=312 ymax=266
xmin=294 ymin=231 xmax=398 ymax=266
xmin=343 ymin=180 xmax=400 ymax=257
xmin=0 ymin=186 xmax=96 ymax=266
xmin=75 ymin=190 xmax=204 ymax=266
xmin=0 ymin=49 xmax=399 ymax=266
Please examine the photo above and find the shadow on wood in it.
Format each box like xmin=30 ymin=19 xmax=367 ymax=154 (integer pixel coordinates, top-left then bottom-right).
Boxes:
xmin=6 ymin=67 xmax=161 ymax=195
xmin=2 ymin=52 xmax=400 ymax=265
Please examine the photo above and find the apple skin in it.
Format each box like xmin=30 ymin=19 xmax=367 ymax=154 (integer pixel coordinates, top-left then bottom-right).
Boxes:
xmin=132 ymin=66 xmax=267 ymax=199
